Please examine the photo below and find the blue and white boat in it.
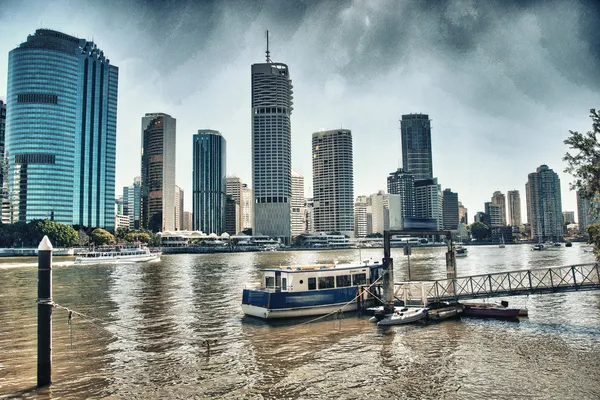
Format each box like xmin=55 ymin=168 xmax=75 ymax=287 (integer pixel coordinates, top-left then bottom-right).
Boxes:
xmin=242 ymin=262 xmax=386 ymax=319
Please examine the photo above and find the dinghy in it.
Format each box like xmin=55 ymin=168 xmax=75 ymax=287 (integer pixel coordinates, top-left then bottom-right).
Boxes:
xmin=375 ymin=307 xmax=428 ymax=326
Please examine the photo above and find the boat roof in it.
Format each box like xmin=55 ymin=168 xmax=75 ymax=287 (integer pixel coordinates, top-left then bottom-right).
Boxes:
xmin=261 ymin=263 xmax=383 ymax=273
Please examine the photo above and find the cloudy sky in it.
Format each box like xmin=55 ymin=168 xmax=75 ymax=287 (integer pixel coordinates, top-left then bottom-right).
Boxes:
xmin=1 ymin=0 xmax=598 ymax=222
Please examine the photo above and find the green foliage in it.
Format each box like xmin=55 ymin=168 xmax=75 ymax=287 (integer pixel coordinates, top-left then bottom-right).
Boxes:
xmin=565 ymin=109 xmax=600 ymax=258
xmin=0 ymin=220 xmax=78 ymax=247
xmin=470 ymin=222 xmax=490 ymax=241
xmin=89 ymin=228 xmax=115 ymax=246
xmin=563 ymin=109 xmax=600 ymax=199
xmin=124 ymin=232 xmax=151 ymax=243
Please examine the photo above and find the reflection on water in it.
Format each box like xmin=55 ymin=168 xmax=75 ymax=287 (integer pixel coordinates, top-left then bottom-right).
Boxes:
xmin=0 ymin=244 xmax=599 ymax=399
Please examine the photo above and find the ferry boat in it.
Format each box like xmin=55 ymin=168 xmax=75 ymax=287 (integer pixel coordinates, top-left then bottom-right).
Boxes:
xmin=241 ymin=262 xmax=386 ymax=319
xmin=75 ymin=244 xmax=161 ymax=264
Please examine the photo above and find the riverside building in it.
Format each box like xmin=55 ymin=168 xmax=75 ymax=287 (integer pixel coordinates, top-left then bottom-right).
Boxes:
xmin=6 ymin=29 xmax=118 ymax=228
xmin=251 ymin=40 xmax=293 ymax=244
xmin=387 ymin=168 xmax=416 ymax=227
xmin=192 ymin=130 xmax=226 ymax=234
xmin=525 ymin=165 xmax=563 ymax=241
xmin=442 ymin=188 xmax=459 ymax=230
xmin=141 ymin=113 xmax=176 ymax=232
xmin=291 ymin=170 xmax=306 ymax=238
xmin=491 ymin=191 xmax=507 ymax=225
xmin=312 ymin=129 xmax=354 ymax=236
xmin=507 ymin=190 xmax=522 ymax=227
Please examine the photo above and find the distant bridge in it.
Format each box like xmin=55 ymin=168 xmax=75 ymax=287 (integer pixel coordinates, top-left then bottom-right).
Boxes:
xmin=392 ymin=263 xmax=600 ymax=305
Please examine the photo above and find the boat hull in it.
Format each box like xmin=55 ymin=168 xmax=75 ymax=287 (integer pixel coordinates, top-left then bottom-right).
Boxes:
xmin=74 ymin=253 xmax=161 ymax=264
xmin=462 ymin=306 xmax=520 ymax=318
xmin=428 ymin=306 xmax=463 ymax=320
xmin=242 ymin=302 xmax=360 ymax=319
xmin=377 ymin=308 xmax=427 ymax=326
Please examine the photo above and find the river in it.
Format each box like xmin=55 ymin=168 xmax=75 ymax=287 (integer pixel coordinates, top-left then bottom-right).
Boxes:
xmin=0 ymin=243 xmax=598 ymax=399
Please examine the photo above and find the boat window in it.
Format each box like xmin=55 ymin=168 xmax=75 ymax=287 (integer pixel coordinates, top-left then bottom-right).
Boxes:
xmin=282 ymin=278 xmax=287 ymax=291
xmin=308 ymin=277 xmax=316 ymax=290
xmin=318 ymin=276 xmax=334 ymax=289
xmin=353 ymin=273 xmax=367 ymax=286
xmin=336 ymin=275 xmax=351 ymax=287
xmin=265 ymin=276 xmax=275 ymax=288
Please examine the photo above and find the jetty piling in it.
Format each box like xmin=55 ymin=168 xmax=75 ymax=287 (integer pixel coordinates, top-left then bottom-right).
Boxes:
xmin=37 ymin=236 xmax=53 ymax=387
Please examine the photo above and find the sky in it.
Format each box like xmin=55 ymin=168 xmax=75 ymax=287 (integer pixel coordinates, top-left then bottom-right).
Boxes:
xmin=0 ymin=0 xmax=599 ymax=224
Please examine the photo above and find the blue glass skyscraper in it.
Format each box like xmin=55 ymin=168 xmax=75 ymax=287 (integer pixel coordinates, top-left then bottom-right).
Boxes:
xmin=5 ymin=29 xmax=118 ymax=228
xmin=192 ymin=130 xmax=226 ymax=234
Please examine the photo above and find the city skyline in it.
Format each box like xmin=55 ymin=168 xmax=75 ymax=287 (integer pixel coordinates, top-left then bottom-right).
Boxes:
xmin=0 ymin=1 xmax=598 ymax=223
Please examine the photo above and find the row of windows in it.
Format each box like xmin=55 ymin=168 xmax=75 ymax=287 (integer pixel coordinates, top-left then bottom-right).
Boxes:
xmin=306 ymin=273 xmax=367 ymax=290
xmin=17 ymin=93 xmax=58 ymax=104
xmin=255 ymin=197 xmax=289 ymax=204
xmin=14 ymin=153 xmax=56 ymax=164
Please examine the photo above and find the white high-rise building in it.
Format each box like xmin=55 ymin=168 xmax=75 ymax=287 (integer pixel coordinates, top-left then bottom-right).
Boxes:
xmin=226 ymin=177 xmax=243 ymax=234
xmin=240 ymin=184 xmax=253 ymax=231
xmin=291 ymin=170 xmax=306 ymax=238
xmin=354 ymin=195 xmax=370 ymax=238
xmin=312 ymin=129 xmax=354 ymax=236
xmin=305 ymin=197 xmax=314 ymax=233
xmin=251 ymin=44 xmax=293 ymax=244
xmin=526 ymin=165 xmax=563 ymax=241
xmin=491 ymin=191 xmax=507 ymax=226
xmin=414 ymin=178 xmax=443 ymax=230
xmin=174 ymin=185 xmax=184 ymax=230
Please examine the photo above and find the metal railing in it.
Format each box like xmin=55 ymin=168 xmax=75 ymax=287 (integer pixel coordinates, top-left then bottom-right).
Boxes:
xmin=394 ymin=263 xmax=600 ymax=304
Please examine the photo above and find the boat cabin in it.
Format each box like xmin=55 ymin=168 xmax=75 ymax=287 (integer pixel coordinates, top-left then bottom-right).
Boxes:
xmin=257 ymin=263 xmax=385 ymax=293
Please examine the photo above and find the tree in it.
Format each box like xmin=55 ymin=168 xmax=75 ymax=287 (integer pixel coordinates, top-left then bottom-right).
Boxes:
xmin=564 ymin=109 xmax=600 ymax=258
xmin=115 ymin=226 xmax=132 ymax=242
xmin=124 ymin=232 xmax=151 ymax=243
xmin=470 ymin=222 xmax=490 ymax=241
xmin=90 ymin=228 xmax=115 ymax=246
xmin=26 ymin=220 xmax=78 ymax=247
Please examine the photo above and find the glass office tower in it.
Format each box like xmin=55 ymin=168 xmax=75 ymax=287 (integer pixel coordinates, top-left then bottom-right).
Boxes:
xmin=192 ymin=130 xmax=226 ymax=234
xmin=401 ymin=113 xmax=433 ymax=181
xmin=6 ymin=29 xmax=118 ymax=228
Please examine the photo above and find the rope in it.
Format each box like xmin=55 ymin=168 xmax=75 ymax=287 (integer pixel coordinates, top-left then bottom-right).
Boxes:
xmin=298 ymin=272 xmax=387 ymax=325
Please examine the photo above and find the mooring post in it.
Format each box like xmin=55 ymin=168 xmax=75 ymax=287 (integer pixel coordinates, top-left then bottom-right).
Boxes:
xmin=37 ymin=236 xmax=53 ymax=387
xmin=445 ymin=232 xmax=456 ymax=297
xmin=382 ymin=230 xmax=394 ymax=314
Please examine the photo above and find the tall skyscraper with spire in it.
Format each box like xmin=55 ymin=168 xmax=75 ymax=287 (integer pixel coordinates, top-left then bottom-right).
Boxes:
xmin=251 ymin=32 xmax=293 ymax=244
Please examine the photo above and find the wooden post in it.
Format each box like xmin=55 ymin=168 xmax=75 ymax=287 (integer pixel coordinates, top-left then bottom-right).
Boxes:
xmin=37 ymin=236 xmax=53 ymax=387
xmin=382 ymin=230 xmax=394 ymax=314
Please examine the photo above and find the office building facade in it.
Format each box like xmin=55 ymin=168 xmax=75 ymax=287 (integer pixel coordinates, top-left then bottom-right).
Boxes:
xmin=291 ymin=169 xmax=306 ymax=238
xmin=192 ymin=129 xmax=226 ymax=234
xmin=507 ymin=190 xmax=521 ymax=227
xmin=485 ymin=202 xmax=503 ymax=227
xmin=387 ymin=168 xmax=416 ymax=227
xmin=401 ymin=114 xmax=433 ymax=180
xmin=442 ymin=188 xmax=459 ymax=230
xmin=525 ymin=165 xmax=563 ymax=241
xmin=251 ymin=53 xmax=293 ymax=243
xmin=562 ymin=211 xmax=575 ymax=225
xmin=0 ymin=101 xmax=7 ymax=223
xmin=6 ymin=29 xmax=118 ymax=228
xmin=458 ymin=201 xmax=468 ymax=225
xmin=141 ymin=113 xmax=176 ymax=232
xmin=175 ymin=185 xmax=184 ymax=230
xmin=312 ymin=129 xmax=354 ymax=236
xmin=123 ymin=176 xmax=141 ymax=229
xmin=240 ymin=184 xmax=253 ymax=231
xmin=415 ymin=178 xmax=443 ymax=229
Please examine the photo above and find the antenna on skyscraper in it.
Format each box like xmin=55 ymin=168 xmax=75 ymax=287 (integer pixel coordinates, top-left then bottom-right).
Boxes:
xmin=266 ymin=30 xmax=271 ymax=63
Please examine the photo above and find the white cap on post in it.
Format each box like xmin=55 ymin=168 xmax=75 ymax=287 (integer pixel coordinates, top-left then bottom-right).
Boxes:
xmin=38 ymin=236 xmax=54 ymax=251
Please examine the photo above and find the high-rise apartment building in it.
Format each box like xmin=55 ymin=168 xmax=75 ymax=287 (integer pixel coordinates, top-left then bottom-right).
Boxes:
xmin=183 ymin=211 xmax=193 ymax=231
xmin=305 ymin=197 xmax=314 ymax=234
xmin=387 ymin=168 xmax=416 ymax=225
xmin=225 ymin=195 xmax=238 ymax=235
xmin=485 ymin=202 xmax=503 ymax=227
xmin=291 ymin=170 xmax=306 ymax=238
xmin=251 ymin=46 xmax=293 ymax=243
xmin=354 ymin=195 xmax=371 ymax=238
xmin=141 ymin=113 xmax=176 ymax=232
xmin=240 ymin=184 xmax=253 ymax=231
xmin=458 ymin=201 xmax=468 ymax=225
xmin=6 ymin=29 xmax=118 ymax=228
xmin=123 ymin=176 xmax=141 ymax=229
xmin=414 ymin=178 xmax=443 ymax=229
xmin=174 ymin=185 xmax=184 ymax=230
xmin=442 ymin=188 xmax=459 ymax=230
xmin=491 ymin=191 xmax=507 ymax=225
xmin=226 ymin=177 xmax=243 ymax=234
xmin=525 ymin=165 xmax=563 ymax=241
xmin=507 ymin=190 xmax=521 ymax=227
xmin=401 ymin=114 xmax=433 ymax=180
xmin=193 ymin=129 xmax=226 ymax=234
xmin=577 ymin=192 xmax=597 ymax=234
xmin=312 ymin=129 xmax=354 ymax=236
xmin=562 ymin=211 xmax=575 ymax=225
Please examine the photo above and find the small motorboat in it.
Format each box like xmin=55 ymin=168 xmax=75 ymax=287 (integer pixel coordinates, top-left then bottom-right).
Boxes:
xmin=428 ymin=305 xmax=464 ymax=321
xmin=518 ymin=308 xmax=529 ymax=317
xmin=532 ymin=244 xmax=545 ymax=251
xmin=462 ymin=303 xmax=521 ymax=318
xmin=565 ymin=241 xmax=572 ymax=247
xmin=455 ymin=246 xmax=468 ymax=257
xmin=375 ymin=307 xmax=428 ymax=326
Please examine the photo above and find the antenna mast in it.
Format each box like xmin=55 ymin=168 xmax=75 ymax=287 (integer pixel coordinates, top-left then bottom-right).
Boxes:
xmin=266 ymin=30 xmax=271 ymax=63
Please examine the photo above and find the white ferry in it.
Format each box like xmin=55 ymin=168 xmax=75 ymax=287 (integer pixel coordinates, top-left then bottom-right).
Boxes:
xmin=242 ymin=261 xmax=386 ymax=319
xmin=75 ymin=244 xmax=161 ymax=264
